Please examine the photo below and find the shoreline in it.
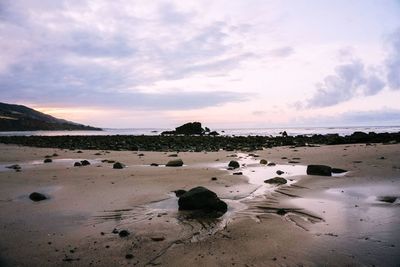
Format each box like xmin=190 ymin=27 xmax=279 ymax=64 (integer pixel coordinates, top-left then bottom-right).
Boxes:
xmin=0 ymin=143 xmax=399 ymax=266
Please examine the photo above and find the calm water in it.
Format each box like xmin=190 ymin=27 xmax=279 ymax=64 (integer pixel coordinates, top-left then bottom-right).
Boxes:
xmin=0 ymin=126 xmax=399 ymax=137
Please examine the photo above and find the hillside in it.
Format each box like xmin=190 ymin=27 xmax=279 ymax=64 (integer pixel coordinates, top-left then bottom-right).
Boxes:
xmin=0 ymin=102 xmax=102 ymax=131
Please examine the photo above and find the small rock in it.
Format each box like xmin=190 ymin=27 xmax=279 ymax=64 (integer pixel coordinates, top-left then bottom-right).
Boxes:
xmin=276 ymin=170 xmax=284 ymax=175
xmin=264 ymin=177 xmax=287 ymax=185
xmin=377 ymin=196 xmax=397 ymax=203
xmin=74 ymin=162 xmax=82 ymax=167
xmin=113 ymin=162 xmax=125 ymax=169
xmin=276 ymin=209 xmax=287 ymax=215
xmin=260 ymin=159 xmax=268 ymax=165
xmin=44 ymin=158 xmax=52 ymax=163
xmin=150 ymin=163 xmax=159 ymax=166
xmin=211 ymin=177 xmax=218 ymax=181
xmin=267 ymin=162 xmax=276 ymax=166
xmin=80 ymin=160 xmax=90 ymax=166
xmin=166 ymin=159 xmax=184 ymax=167
xmin=228 ymin=160 xmax=240 ymax=169
xmin=151 ymin=236 xmax=165 ymax=242
xmin=118 ymin=230 xmax=130 ymax=237
xmin=233 ymin=172 xmax=243 ymax=175
xmin=168 ymin=154 xmax=178 ymax=157
xmin=125 ymin=254 xmax=134 ymax=259
xmin=29 ymin=192 xmax=47 ymax=202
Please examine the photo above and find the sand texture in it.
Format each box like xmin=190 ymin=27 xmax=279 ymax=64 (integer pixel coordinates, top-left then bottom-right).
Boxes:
xmin=0 ymin=143 xmax=399 ymax=266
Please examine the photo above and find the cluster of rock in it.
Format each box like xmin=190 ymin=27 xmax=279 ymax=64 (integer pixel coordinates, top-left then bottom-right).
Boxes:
xmin=0 ymin=131 xmax=399 ymax=152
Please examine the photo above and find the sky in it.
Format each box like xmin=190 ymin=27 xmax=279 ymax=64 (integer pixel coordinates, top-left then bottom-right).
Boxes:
xmin=1 ymin=0 xmax=400 ymax=128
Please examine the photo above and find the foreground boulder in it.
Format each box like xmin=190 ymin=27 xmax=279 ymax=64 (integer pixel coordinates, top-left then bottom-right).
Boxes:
xmin=29 ymin=192 xmax=47 ymax=202
xmin=178 ymin=186 xmax=227 ymax=218
xmin=307 ymin=165 xmax=332 ymax=176
xmin=264 ymin=177 xmax=287 ymax=185
xmin=166 ymin=159 xmax=184 ymax=167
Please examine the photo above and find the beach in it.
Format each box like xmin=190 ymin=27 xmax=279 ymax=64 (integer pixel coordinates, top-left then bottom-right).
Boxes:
xmin=0 ymin=143 xmax=399 ymax=266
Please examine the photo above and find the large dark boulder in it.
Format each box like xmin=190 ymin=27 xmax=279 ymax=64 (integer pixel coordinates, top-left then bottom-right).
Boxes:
xmin=29 ymin=192 xmax=47 ymax=202
xmin=175 ymin=122 xmax=204 ymax=135
xmin=166 ymin=159 xmax=184 ymax=167
xmin=306 ymin=165 xmax=332 ymax=176
xmin=178 ymin=186 xmax=227 ymax=217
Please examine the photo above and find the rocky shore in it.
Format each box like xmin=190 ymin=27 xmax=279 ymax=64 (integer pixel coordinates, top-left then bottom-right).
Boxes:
xmin=0 ymin=131 xmax=399 ymax=151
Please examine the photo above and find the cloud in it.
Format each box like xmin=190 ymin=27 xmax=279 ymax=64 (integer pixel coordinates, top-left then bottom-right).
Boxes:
xmin=304 ymin=60 xmax=384 ymax=108
xmin=385 ymin=28 xmax=400 ymax=90
xmin=303 ymin=28 xmax=400 ymax=109
xmin=267 ymin=46 xmax=294 ymax=58
xmin=295 ymin=108 xmax=400 ymax=126
xmin=0 ymin=0 xmax=253 ymax=110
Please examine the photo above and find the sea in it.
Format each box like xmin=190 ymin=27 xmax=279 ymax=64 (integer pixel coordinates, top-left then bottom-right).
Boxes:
xmin=0 ymin=126 xmax=399 ymax=137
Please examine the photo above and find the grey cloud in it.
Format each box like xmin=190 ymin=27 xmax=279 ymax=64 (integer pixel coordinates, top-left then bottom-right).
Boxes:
xmin=268 ymin=46 xmax=294 ymax=58
xmin=304 ymin=28 xmax=400 ymax=108
xmin=305 ymin=60 xmax=385 ymax=108
xmin=296 ymin=109 xmax=400 ymax=126
xmin=385 ymin=28 xmax=400 ymax=90
xmin=0 ymin=0 xmax=253 ymax=109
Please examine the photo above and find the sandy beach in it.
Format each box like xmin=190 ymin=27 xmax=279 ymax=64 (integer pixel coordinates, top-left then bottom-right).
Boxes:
xmin=0 ymin=143 xmax=399 ymax=266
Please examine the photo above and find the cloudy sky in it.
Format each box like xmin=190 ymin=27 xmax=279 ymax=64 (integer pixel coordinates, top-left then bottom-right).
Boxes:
xmin=1 ymin=0 xmax=400 ymax=128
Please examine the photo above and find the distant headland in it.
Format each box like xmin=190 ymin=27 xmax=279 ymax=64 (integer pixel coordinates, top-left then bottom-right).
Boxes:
xmin=0 ymin=102 xmax=102 ymax=131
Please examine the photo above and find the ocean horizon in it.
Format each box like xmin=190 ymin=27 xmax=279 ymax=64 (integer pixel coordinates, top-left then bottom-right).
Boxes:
xmin=1 ymin=125 xmax=399 ymax=137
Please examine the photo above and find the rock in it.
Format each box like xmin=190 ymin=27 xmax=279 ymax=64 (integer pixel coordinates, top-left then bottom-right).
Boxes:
xmin=264 ymin=177 xmax=287 ymax=185
xmin=151 ymin=236 xmax=165 ymax=242
xmin=166 ymin=159 xmax=184 ymax=167
xmin=173 ymin=189 xmax=187 ymax=197
xmin=276 ymin=208 xmax=287 ymax=215
xmin=112 ymin=228 xmax=119 ymax=234
xmin=331 ymin=168 xmax=347 ymax=174
xmin=233 ymin=172 xmax=243 ymax=175
xmin=211 ymin=177 xmax=217 ymax=181
xmin=80 ymin=160 xmax=90 ymax=166
xmin=208 ymin=131 xmax=220 ymax=136
xmin=138 ymin=153 xmax=145 ymax=157
xmin=267 ymin=162 xmax=276 ymax=166
xmin=118 ymin=230 xmax=130 ymax=237
xmin=178 ymin=186 xmax=228 ymax=217
xmin=228 ymin=160 xmax=240 ymax=169
xmin=150 ymin=163 xmax=159 ymax=166
xmin=43 ymin=158 xmax=52 ymax=163
xmin=74 ymin=162 xmax=82 ymax=167
xmin=306 ymin=165 xmax=332 ymax=176
xmin=168 ymin=154 xmax=178 ymax=157
xmin=175 ymin=122 xmax=204 ymax=135
xmin=260 ymin=159 xmax=268 ymax=165
xmin=29 ymin=192 xmax=47 ymax=202
xmin=276 ymin=170 xmax=284 ymax=175
xmin=377 ymin=196 xmax=397 ymax=203
xmin=6 ymin=164 xmax=21 ymax=170
xmin=113 ymin=162 xmax=125 ymax=169
xmin=125 ymin=254 xmax=134 ymax=259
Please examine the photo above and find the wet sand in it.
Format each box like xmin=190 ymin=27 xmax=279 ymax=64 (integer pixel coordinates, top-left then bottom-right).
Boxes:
xmin=0 ymin=143 xmax=399 ymax=266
